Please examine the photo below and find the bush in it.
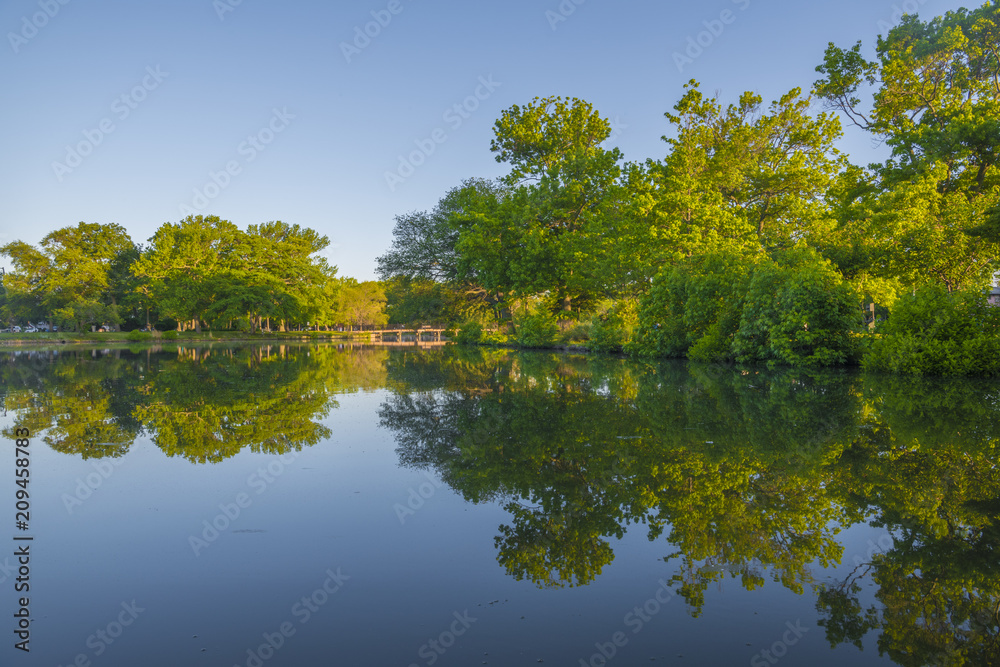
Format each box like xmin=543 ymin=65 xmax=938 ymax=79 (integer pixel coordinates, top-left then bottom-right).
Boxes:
xmin=481 ymin=328 xmax=510 ymax=345
xmin=864 ymin=285 xmax=1000 ymax=375
xmin=733 ymin=246 xmax=862 ymax=367
xmin=628 ymin=246 xmax=862 ymax=367
xmin=162 ymin=330 xmax=179 ymax=340
xmin=454 ymin=321 xmax=483 ymax=345
xmin=558 ymin=321 xmax=591 ymax=345
xmin=628 ymin=250 xmax=754 ymax=359
xmin=514 ymin=308 xmax=558 ymax=348
xmin=125 ymin=330 xmax=151 ymax=342
xmin=588 ymin=300 xmax=638 ymax=353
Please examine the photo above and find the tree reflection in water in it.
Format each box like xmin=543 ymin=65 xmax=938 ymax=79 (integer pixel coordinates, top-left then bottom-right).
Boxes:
xmin=1 ymin=344 xmax=995 ymax=663
xmin=378 ymin=348 xmax=1000 ymax=664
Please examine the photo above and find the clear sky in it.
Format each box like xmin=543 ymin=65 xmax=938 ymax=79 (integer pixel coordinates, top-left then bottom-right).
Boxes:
xmin=0 ymin=0 xmax=977 ymax=280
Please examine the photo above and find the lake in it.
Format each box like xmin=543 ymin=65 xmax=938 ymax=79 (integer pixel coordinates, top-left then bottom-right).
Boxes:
xmin=0 ymin=343 xmax=997 ymax=666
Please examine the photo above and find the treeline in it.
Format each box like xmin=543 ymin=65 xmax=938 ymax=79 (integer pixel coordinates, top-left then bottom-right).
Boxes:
xmin=377 ymin=5 xmax=1000 ymax=374
xmin=0 ymin=216 xmax=387 ymax=333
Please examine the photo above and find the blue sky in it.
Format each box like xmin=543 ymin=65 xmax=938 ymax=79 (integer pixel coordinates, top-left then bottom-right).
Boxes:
xmin=0 ymin=0 xmax=977 ymax=280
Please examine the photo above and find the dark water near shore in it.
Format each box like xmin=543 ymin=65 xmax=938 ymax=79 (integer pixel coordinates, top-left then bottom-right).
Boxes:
xmin=0 ymin=343 xmax=997 ymax=666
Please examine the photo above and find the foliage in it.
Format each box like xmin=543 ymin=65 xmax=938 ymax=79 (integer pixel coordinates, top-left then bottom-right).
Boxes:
xmin=161 ymin=330 xmax=178 ymax=341
xmin=586 ymin=299 xmax=637 ymax=353
xmin=627 ymin=247 xmax=862 ymax=367
xmin=457 ymin=96 xmax=624 ymax=312
xmin=734 ymin=247 xmax=863 ymax=366
xmin=814 ymin=6 xmax=1000 ymax=294
xmin=513 ymin=306 xmax=558 ymax=348
xmin=336 ymin=279 xmax=388 ymax=330
xmin=655 ymin=81 xmax=844 ymax=255
xmin=453 ymin=321 xmax=483 ymax=345
xmin=0 ymin=222 xmax=135 ymax=331
xmin=628 ymin=250 xmax=756 ymax=360
xmin=126 ymin=329 xmax=151 ymax=341
xmin=864 ymin=285 xmax=1000 ymax=375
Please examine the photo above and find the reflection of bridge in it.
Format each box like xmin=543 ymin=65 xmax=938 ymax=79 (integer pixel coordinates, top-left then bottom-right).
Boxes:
xmin=366 ymin=328 xmax=448 ymax=342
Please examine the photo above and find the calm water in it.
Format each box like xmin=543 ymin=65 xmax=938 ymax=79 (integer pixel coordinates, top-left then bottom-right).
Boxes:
xmin=0 ymin=343 xmax=997 ymax=666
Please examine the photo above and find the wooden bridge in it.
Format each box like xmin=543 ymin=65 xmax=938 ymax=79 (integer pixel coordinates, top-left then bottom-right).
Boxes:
xmin=366 ymin=328 xmax=448 ymax=342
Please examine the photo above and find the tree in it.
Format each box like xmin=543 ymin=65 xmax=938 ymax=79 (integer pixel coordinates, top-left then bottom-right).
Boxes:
xmin=814 ymin=6 xmax=1000 ymax=291
xmin=459 ymin=96 xmax=624 ymax=313
xmin=378 ymin=179 xmax=507 ymax=322
xmin=0 ymin=222 xmax=134 ymax=331
xmin=131 ymin=215 xmax=242 ymax=332
xmin=241 ymin=221 xmax=332 ymax=330
xmin=652 ymin=81 xmax=844 ymax=255
xmin=337 ymin=279 xmax=388 ymax=330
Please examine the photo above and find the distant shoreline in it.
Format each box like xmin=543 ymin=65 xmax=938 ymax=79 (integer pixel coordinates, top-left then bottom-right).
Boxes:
xmin=0 ymin=330 xmax=445 ymax=348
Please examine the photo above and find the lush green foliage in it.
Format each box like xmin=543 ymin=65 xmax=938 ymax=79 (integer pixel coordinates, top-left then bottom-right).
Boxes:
xmin=629 ymin=250 xmax=754 ymax=360
xmin=453 ymin=321 xmax=484 ymax=345
xmin=513 ymin=306 xmax=558 ymax=349
xmin=583 ymin=300 xmax=637 ymax=354
xmin=2 ymin=215 xmax=381 ymax=333
xmin=733 ymin=247 xmax=863 ymax=366
xmin=0 ymin=222 xmax=135 ymax=332
xmin=371 ymin=5 xmax=1000 ymax=372
xmin=865 ymin=285 xmax=1000 ymax=376
xmin=629 ymin=248 xmax=862 ymax=366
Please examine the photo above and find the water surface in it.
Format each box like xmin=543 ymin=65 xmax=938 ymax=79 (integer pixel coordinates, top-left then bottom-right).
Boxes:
xmin=0 ymin=343 xmax=996 ymax=666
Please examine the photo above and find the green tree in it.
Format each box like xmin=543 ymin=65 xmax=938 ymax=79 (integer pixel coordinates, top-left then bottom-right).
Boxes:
xmin=459 ymin=96 xmax=624 ymax=313
xmin=815 ymin=6 xmax=1000 ymax=291
xmin=733 ymin=246 xmax=863 ymax=366
xmin=337 ymin=279 xmax=388 ymax=330
xmin=0 ymin=222 xmax=134 ymax=331
xmin=378 ymin=179 xmax=503 ymax=321
xmin=662 ymin=82 xmax=843 ymax=251
xmin=131 ymin=215 xmax=242 ymax=332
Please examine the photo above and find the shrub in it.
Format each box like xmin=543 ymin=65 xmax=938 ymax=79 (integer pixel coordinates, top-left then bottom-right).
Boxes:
xmin=481 ymin=328 xmax=510 ymax=345
xmin=628 ymin=250 xmax=754 ymax=359
xmin=733 ymin=247 xmax=862 ymax=367
xmin=558 ymin=321 xmax=591 ymax=346
xmin=125 ymin=330 xmax=151 ymax=342
xmin=864 ymin=285 xmax=1000 ymax=375
xmin=588 ymin=300 xmax=638 ymax=354
xmin=454 ymin=321 xmax=483 ymax=345
xmin=162 ymin=330 xmax=179 ymax=340
xmin=514 ymin=308 xmax=558 ymax=348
